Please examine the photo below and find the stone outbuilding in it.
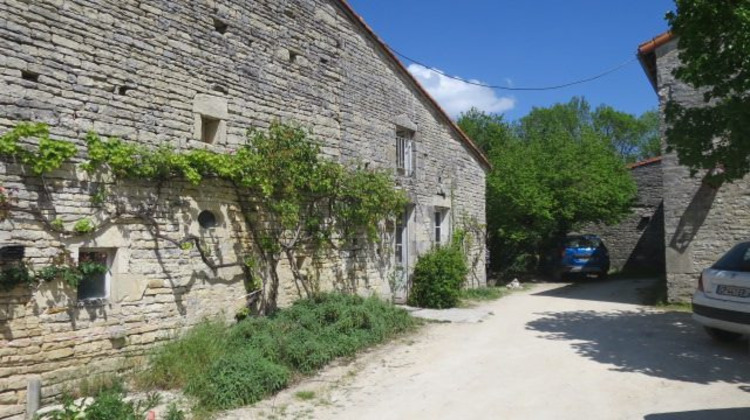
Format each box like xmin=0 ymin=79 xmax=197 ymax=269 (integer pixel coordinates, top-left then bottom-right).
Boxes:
xmin=587 ymin=157 xmax=665 ymax=275
xmin=0 ymin=1 xmax=489 ymax=418
xmin=638 ymin=32 xmax=750 ymax=301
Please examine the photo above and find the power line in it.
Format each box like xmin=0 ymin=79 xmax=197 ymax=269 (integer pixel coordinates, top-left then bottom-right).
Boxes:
xmin=387 ymin=46 xmax=638 ymax=92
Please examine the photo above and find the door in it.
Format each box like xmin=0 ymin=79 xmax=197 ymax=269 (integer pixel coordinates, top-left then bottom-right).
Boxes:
xmin=392 ymin=208 xmax=410 ymax=303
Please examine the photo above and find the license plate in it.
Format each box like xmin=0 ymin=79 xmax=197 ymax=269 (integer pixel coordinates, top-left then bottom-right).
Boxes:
xmin=570 ymin=266 xmax=583 ymax=272
xmin=716 ymin=285 xmax=750 ymax=298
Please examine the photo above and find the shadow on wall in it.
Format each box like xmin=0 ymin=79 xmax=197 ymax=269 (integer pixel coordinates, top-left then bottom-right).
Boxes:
xmin=669 ymin=181 xmax=718 ymax=254
xmin=644 ymin=408 xmax=750 ymax=420
xmin=622 ymin=202 xmax=665 ymax=274
xmin=526 ymin=309 xmax=750 ymax=385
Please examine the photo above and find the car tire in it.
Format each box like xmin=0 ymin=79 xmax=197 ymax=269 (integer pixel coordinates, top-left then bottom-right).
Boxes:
xmin=704 ymin=326 xmax=743 ymax=342
xmin=597 ymin=271 xmax=608 ymax=280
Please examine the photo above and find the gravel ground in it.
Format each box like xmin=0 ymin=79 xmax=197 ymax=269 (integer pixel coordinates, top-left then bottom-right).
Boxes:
xmin=219 ymin=278 xmax=750 ymax=420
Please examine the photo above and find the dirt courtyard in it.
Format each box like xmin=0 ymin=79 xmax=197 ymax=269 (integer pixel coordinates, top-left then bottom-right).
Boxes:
xmin=220 ymin=279 xmax=750 ymax=420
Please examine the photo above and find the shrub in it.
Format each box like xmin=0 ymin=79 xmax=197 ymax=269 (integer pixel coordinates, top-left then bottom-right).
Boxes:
xmin=139 ymin=320 xmax=228 ymax=390
xmin=143 ymin=293 xmax=416 ymax=414
xmin=407 ymin=245 xmax=469 ymax=309
xmin=186 ymin=347 xmax=290 ymax=410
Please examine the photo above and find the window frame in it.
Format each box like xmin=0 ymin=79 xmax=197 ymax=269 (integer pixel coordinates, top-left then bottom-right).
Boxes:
xmin=77 ymin=249 xmax=114 ymax=302
xmin=434 ymin=208 xmax=449 ymax=246
xmin=396 ymin=128 xmax=415 ymax=177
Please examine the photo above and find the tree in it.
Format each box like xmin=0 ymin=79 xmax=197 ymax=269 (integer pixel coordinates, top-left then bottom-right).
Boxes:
xmin=593 ymin=107 xmax=661 ymax=163
xmin=666 ymin=1 xmax=750 ymax=183
xmin=455 ymin=108 xmax=512 ymax=154
xmin=458 ymin=98 xmax=637 ymax=273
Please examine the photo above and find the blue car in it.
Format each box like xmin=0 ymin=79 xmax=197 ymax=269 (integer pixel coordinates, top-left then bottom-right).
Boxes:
xmin=554 ymin=235 xmax=610 ymax=280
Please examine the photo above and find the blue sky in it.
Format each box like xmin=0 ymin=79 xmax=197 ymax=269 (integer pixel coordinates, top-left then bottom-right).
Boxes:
xmin=347 ymin=0 xmax=676 ymax=121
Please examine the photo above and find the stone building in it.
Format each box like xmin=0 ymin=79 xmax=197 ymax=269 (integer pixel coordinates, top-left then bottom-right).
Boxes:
xmin=587 ymin=157 xmax=665 ymax=274
xmin=0 ymin=1 xmax=489 ymax=418
xmin=639 ymin=32 xmax=749 ymax=301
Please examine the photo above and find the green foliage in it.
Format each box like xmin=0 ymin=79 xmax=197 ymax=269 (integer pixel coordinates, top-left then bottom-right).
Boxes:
xmin=2 ymin=252 xmax=108 ymax=290
xmin=459 ymin=287 xmax=510 ymax=302
xmin=73 ymin=218 xmax=95 ymax=234
xmin=0 ymin=263 xmax=33 ymax=291
xmin=186 ymin=348 xmax=290 ymax=410
xmin=458 ymin=98 xmax=637 ymax=273
xmin=1 ymin=122 xmax=405 ymax=311
xmin=85 ymin=390 xmax=160 ymax=420
xmin=50 ymin=218 xmax=64 ymax=231
xmin=592 ymin=106 xmax=661 ymax=163
xmin=456 ymin=108 xmax=513 ymax=154
xmin=43 ymin=389 xmax=160 ymax=420
xmin=666 ymin=1 xmax=750 ymax=183
xmin=142 ymin=294 xmax=416 ymax=413
xmin=165 ymin=402 xmax=186 ymax=420
xmin=407 ymin=244 xmax=469 ymax=309
xmin=0 ymin=123 xmax=76 ymax=175
xmin=295 ymin=391 xmax=316 ymax=401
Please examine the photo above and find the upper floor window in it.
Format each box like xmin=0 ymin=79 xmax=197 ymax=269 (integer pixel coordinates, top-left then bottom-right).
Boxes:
xmin=396 ymin=128 xmax=415 ymax=177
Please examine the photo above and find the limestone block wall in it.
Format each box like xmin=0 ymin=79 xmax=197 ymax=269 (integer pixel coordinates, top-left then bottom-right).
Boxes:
xmin=587 ymin=160 xmax=664 ymax=274
xmin=0 ymin=0 xmax=487 ymax=417
xmin=656 ymin=39 xmax=750 ymax=301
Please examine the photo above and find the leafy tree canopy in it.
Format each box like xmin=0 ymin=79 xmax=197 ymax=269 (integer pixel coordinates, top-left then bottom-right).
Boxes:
xmin=458 ymin=98 xmax=639 ymax=272
xmin=666 ymin=0 xmax=750 ymax=183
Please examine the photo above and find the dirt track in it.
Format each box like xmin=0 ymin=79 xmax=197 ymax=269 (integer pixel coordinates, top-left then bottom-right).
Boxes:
xmin=220 ymin=279 xmax=750 ymax=420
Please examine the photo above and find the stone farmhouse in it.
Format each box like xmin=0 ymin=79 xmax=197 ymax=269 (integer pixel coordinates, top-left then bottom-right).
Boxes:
xmin=0 ymin=1 xmax=489 ymax=418
xmin=588 ymin=157 xmax=665 ymax=275
xmin=638 ymin=32 xmax=749 ymax=301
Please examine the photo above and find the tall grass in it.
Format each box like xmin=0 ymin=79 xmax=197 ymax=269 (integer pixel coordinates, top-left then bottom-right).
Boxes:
xmin=139 ymin=293 xmax=416 ymax=413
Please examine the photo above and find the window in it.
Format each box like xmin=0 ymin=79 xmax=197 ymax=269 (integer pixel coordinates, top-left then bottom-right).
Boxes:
xmin=77 ymin=250 xmax=113 ymax=301
xmin=713 ymin=243 xmax=750 ymax=272
xmin=201 ymin=116 xmax=221 ymax=144
xmin=198 ymin=210 xmax=218 ymax=229
xmin=395 ymin=211 xmax=407 ymax=266
xmin=434 ymin=208 xmax=449 ymax=246
xmin=396 ymin=128 xmax=415 ymax=177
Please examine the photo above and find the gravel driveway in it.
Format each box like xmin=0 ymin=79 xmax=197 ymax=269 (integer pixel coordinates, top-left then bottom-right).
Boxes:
xmin=221 ymin=278 xmax=750 ymax=420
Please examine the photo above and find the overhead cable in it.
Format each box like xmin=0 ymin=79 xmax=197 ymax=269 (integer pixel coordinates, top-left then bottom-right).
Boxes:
xmin=387 ymin=46 xmax=638 ymax=92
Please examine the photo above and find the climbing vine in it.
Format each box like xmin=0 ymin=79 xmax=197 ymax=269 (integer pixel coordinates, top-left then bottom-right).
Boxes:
xmin=0 ymin=122 xmax=407 ymax=312
xmin=0 ymin=250 xmax=108 ymax=292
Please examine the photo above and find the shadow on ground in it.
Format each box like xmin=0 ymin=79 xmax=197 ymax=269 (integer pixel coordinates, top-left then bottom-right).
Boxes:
xmin=644 ymin=407 xmax=750 ymax=420
xmin=532 ymin=277 xmax=658 ymax=305
xmin=526 ymin=309 xmax=750 ymax=386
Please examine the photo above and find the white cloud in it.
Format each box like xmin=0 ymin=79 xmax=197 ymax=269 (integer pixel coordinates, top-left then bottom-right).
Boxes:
xmin=407 ymin=64 xmax=516 ymax=119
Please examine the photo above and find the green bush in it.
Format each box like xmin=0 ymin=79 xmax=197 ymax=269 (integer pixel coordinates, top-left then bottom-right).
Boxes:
xmin=143 ymin=293 xmax=417 ymax=414
xmin=407 ymin=245 xmax=469 ymax=309
xmin=186 ymin=348 xmax=290 ymax=410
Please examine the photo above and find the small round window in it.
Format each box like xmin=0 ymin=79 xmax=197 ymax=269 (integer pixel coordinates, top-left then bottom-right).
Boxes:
xmin=198 ymin=210 xmax=218 ymax=229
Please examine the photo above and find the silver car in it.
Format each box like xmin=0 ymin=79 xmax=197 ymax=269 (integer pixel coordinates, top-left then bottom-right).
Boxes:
xmin=693 ymin=242 xmax=750 ymax=342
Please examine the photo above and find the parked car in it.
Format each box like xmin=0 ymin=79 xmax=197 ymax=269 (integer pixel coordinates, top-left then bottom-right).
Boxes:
xmin=553 ymin=235 xmax=610 ymax=280
xmin=693 ymin=241 xmax=750 ymax=342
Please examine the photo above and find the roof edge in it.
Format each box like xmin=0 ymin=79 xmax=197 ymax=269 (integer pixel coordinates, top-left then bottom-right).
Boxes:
xmin=637 ymin=31 xmax=674 ymax=92
xmin=334 ymin=0 xmax=492 ymax=171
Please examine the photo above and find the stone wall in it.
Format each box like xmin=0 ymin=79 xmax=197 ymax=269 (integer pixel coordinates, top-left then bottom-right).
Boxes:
xmin=0 ymin=1 xmax=488 ymax=418
xmin=587 ymin=159 xmax=665 ymax=274
xmin=656 ymin=39 xmax=750 ymax=301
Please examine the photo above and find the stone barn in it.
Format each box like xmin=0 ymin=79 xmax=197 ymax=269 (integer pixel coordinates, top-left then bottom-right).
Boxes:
xmin=639 ymin=32 xmax=750 ymax=301
xmin=587 ymin=157 xmax=665 ymax=275
xmin=0 ymin=1 xmax=489 ymax=418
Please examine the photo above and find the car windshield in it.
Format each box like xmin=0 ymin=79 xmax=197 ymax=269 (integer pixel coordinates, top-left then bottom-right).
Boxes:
xmin=564 ymin=236 xmax=601 ymax=248
xmin=713 ymin=242 xmax=750 ymax=272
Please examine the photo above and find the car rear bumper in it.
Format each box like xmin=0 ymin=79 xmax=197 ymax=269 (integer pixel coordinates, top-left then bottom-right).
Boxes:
xmin=560 ymin=265 xmax=605 ymax=274
xmin=692 ymin=292 xmax=750 ymax=335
